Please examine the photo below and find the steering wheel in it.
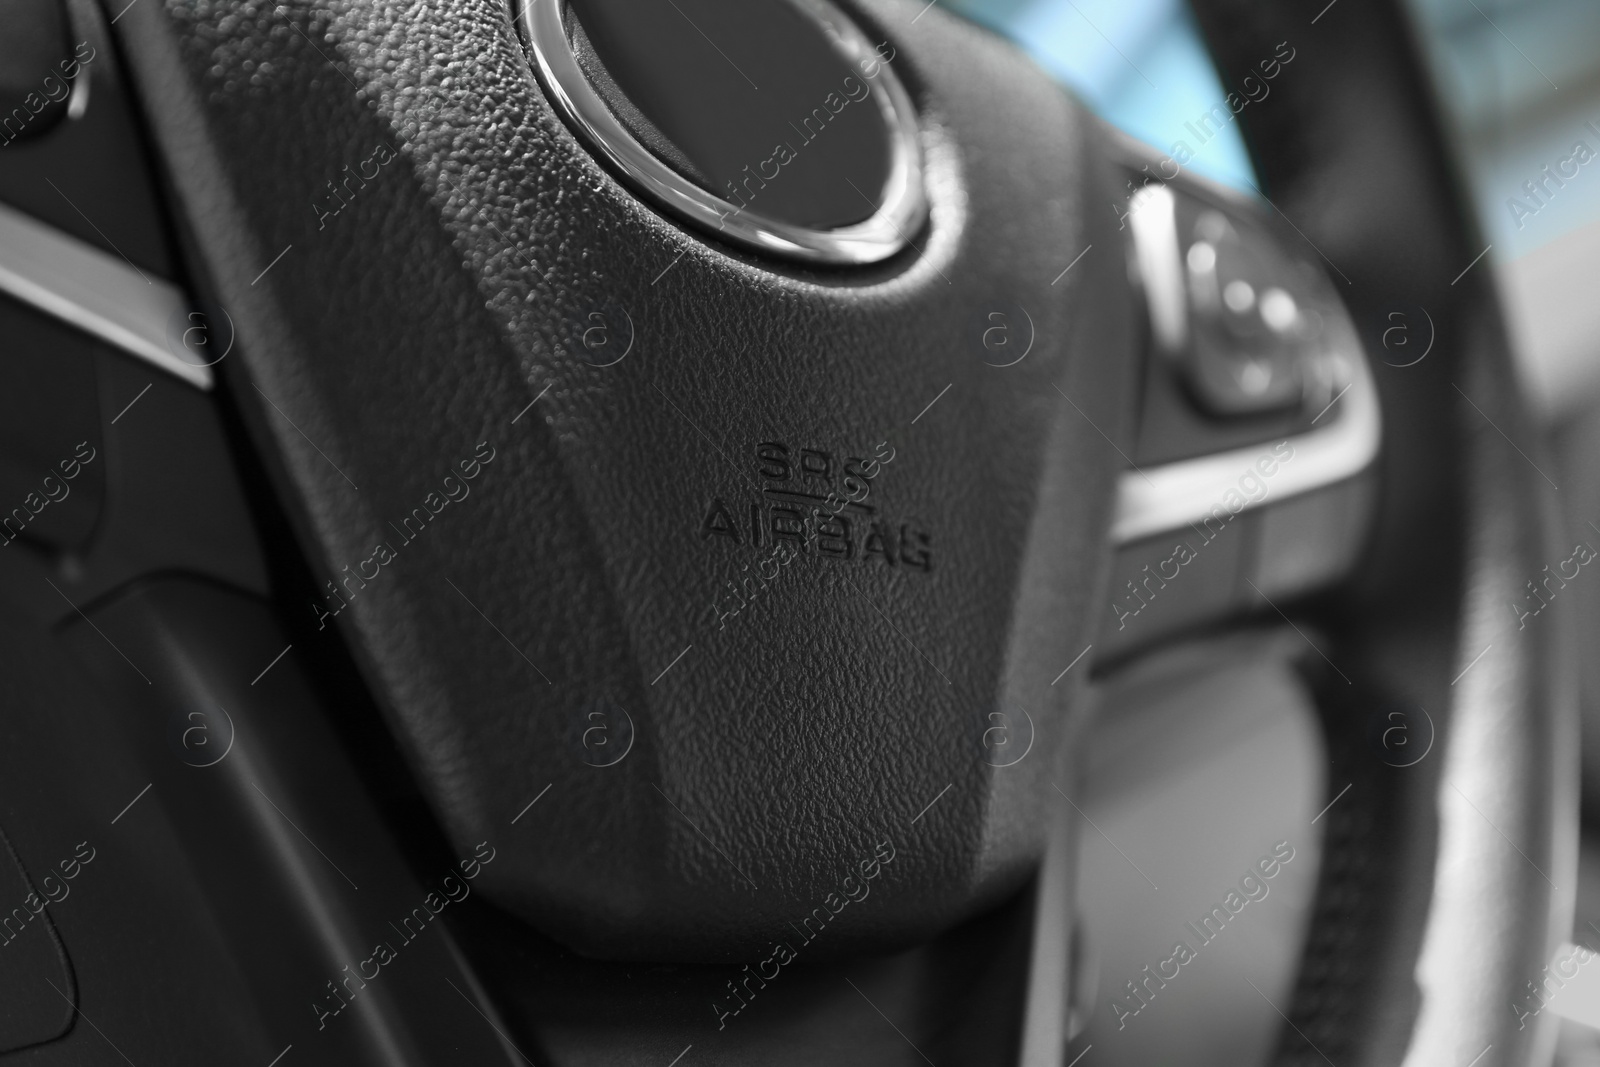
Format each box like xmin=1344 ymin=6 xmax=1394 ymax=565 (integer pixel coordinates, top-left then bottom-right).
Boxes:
xmin=0 ymin=0 xmax=1571 ymax=1062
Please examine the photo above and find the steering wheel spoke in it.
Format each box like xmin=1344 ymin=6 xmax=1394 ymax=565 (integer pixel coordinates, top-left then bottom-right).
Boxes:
xmin=1101 ymin=144 xmax=1381 ymax=665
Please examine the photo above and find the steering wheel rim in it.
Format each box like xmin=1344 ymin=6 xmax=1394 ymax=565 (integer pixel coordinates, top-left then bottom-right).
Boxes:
xmin=1186 ymin=0 xmax=1576 ymax=1063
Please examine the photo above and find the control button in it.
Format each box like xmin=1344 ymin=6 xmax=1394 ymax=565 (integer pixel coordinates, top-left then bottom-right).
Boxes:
xmin=1181 ymin=209 xmax=1316 ymax=416
xmin=0 ymin=0 xmax=76 ymax=144
xmin=1248 ymin=475 xmax=1375 ymax=600
xmin=1099 ymin=514 xmax=1248 ymax=660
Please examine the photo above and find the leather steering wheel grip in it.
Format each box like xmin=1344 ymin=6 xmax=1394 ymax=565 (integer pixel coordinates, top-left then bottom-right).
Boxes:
xmin=1189 ymin=1 xmax=1577 ymax=1064
xmin=108 ymin=0 xmax=1136 ymax=961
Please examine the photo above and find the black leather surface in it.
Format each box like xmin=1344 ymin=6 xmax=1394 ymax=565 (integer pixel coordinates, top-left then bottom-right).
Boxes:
xmin=112 ymin=0 xmax=1135 ymax=959
xmin=1191 ymin=1 xmax=1575 ymax=1064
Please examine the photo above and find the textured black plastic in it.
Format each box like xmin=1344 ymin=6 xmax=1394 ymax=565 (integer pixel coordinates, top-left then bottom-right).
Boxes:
xmin=63 ymin=578 xmax=517 ymax=1067
xmin=111 ymin=0 xmax=1134 ymax=960
xmin=0 ymin=329 xmax=514 ymax=1065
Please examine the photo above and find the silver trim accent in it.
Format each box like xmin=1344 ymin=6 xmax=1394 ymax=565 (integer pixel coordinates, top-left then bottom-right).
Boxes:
xmin=1017 ymin=811 xmax=1073 ymax=1066
xmin=1111 ymin=183 xmax=1380 ymax=545
xmin=1111 ymin=345 xmax=1379 ymax=543
xmin=1127 ymin=184 xmax=1185 ymax=352
xmin=0 ymin=200 xmax=212 ymax=390
xmin=520 ymin=0 xmax=926 ymax=265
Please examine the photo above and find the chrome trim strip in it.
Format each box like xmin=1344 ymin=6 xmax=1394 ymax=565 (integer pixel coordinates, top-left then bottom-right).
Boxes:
xmin=520 ymin=0 xmax=927 ymax=265
xmin=1017 ymin=812 xmax=1073 ymax=1066
xmin=1127 ymin=184 xmax=1185 ymax=352
xmin=1110 ymin=341 xmax=1380 ymax=544
xmin=0 ymin=200 xmax=212 ymax=390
